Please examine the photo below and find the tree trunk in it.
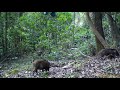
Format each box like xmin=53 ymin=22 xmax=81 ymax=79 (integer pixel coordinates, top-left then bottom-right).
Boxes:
xmin=72 ymin=12 xmax=75 ymax=47
xmin=107 ymin=12 xmax=120 ymax=47
xmin=85 ymin=12 xmax=109 ymax=53
xmin=3 ymin=12 xmax=8 ymax=56
xmin=93 ymin=12 xmax=105 ymax=52
xmin=0 ymin=13 xmax=5 ymax=58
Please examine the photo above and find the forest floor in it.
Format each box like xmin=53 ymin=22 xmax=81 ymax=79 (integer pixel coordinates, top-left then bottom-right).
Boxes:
xmin=0 ymin=53 xmax=120 ymax=78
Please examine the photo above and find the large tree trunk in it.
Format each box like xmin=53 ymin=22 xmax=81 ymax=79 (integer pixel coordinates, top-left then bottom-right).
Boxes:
xmin=3 ymin=12 xmax=8 ymax=56
xmin=85 ymin=12 xmax=109 ymax=53
xmin=93 ymin=12 xmax=105 ymax=52
xmin=107 ymin=12 xmax=120 ymax=47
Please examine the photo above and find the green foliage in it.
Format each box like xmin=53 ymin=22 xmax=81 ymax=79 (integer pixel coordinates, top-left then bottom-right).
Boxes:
xmin=17 ymin=12 xmax=73 ymax=59
xmin=73 ymin=27 xmax=95 ymax=55
xmin=0 ymin=12 xmax=97 ymax=61
xmin=8 ymin=69 xmax=19 ymax=75
xmin=1 ymin=12 xmax=120 ymax=78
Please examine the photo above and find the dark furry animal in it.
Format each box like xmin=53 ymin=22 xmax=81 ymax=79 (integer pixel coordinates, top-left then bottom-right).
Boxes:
xmin=97 ymin=48 xmax=120 ymax=59
xmin=33 ymin=60 xmax=50 ymax=73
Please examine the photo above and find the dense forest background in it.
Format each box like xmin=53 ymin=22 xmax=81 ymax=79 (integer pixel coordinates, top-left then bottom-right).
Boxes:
xmin=0 ymin=12 xmax=120 ymax=78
